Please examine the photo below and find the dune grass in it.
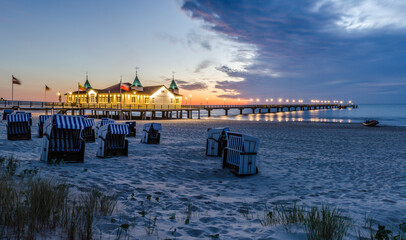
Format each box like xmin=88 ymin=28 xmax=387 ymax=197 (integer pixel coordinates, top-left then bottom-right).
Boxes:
xmin=0 ymin=156 xmax=117 ymax=239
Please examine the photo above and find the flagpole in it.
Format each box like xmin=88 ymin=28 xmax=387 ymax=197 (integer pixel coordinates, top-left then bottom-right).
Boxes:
xmin=12 ymin=75 xmax=14 ymax=102
xmin=119 ymin=76 xmax=122 ymax=110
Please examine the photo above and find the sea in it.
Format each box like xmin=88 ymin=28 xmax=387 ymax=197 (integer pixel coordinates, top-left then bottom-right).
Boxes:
xmin=200 ymin=104 xmax=406 ymax=127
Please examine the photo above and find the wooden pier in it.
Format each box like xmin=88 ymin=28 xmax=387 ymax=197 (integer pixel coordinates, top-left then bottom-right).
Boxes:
xmin=0 ymin=100 xmax=357 ymax=120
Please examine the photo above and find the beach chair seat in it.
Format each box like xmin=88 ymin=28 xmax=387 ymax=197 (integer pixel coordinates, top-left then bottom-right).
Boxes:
xmin=82 ymin=118 xmax=95 ymax=142
xmin=3 ymin=109 xmax=13 ymax=120
xmin=222 ymin=132 xmax=259 ymax=176
xmin=125 ymin=121 xmax=136 ymax=137
xmin=96 ymin=123 xmax=129 ymax=158
xmin=7 ymin=113 xmax=31 ymax=140
xmin=38 ymin=115 xmax=52 ymax=137
xmin=141 ymin=123 xmax=161 ymax=144
xmin=206 ymin=127 xmax=230 ymax=157
xmin=95 ymin=118 xmax=115 ymax=139
xmin=40 ymin=115 xmax=85 ymax=163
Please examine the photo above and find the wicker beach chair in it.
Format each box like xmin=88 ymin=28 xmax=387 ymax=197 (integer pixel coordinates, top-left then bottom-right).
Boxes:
xmin=82 ymin=118 xmax=95 ymax=142
xmin=125 ymin=121 xmax=136 ymax=137
xmin=40 ymin=115 xmax=85 ymax=163
xmin=2 ymin=109 xmax=13 ymax=120
xmin=141 ymin=123 xmax=161 ymax=144
xmin=222 ymin=132 xmax=259 ymax=176
xmin=95 ymin=118 xmax=115 ymax=138
xmin=96 ymin=123 xmax=129 ymax=158
xmin=6 ymin=113 xmax=31 ymax=140
xmin=206 ymin=127 xmax=230 ymax=157
xmin=38 ymin=115 xmax=52 ymax=137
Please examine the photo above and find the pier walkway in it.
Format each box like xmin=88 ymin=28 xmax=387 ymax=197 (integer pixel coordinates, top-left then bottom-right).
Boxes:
xmin=0 ymin=100 xmax=357 ymax=120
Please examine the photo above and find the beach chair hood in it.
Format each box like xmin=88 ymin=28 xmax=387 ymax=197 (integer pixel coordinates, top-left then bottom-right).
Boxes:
xmin=39 ymin=115 xmax=52 ymax=123
xmin=44 ymin=115 xmax=85 ymax=136
xmin=83 ymin=118 xmax=95 ymax=128
xmin=207 ymin=127 xmax=230 ymax=141
xmin=99 ymin=124 xmax=129 ymax=138
xmin=7 ymin=113 xmax=30 ymax=123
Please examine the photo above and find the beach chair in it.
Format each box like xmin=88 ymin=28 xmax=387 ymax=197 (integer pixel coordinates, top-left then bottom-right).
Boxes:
xmin=125 ymin=121 xmax=136 ymax=137
xmin=3 ymin=110 xmax=13 ymax=120
xmin=82 ymin=118 xmax=95 ymax=142
xmin=141 ymin=123 xmax=161 ymax=144
xmin=38 ymin=115 xmax=52 ymax=137
xmin=206 ymin=127 xmax=230 ymax=157
xmin=95 ymin=118 xmax=115 ymax=138
xmin=222 ymin=132 xmax=259 ymax=176
xmin=40 ymin=115 xmax=85 ymax=163
xmin=96 ymin=123 xmax=129 ymax=158
xmin=16 ymin=111 xmax=32 ymax=125
xmin=6 ymin=113 xmax=31 ymax=140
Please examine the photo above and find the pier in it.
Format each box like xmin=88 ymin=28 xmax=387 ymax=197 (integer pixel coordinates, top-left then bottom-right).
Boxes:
xmin=0 ymin=100 xmax=357 ymax=120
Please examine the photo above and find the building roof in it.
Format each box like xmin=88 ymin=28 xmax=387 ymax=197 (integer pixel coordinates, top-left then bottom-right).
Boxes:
xmin=97 ymin=82 xmax=132 ymax=93
xmin=132 ymin=75 xmax=143 ymax=87
xmin=66 ymin=83 xmax=182 ymax=96
xmin=169 ymin=79 xmax=179 ymax=90
xmin=84 ymin=79 xmax=92 ymax=89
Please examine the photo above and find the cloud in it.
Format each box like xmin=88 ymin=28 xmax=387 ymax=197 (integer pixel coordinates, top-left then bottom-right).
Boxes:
xmin=182 ymin=0 xmax=406 ymax=103
xmin=179 ymin=82 xmax=208 ymax=90
xmin=194 ymin=60 xmax=213 ymax=72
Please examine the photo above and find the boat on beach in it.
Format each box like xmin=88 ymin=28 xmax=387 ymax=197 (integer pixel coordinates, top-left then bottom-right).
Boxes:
xmin=363 ymin=119 xmax=379 ymax=127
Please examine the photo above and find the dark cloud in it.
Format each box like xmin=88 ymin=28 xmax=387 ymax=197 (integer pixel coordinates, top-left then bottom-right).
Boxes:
xmin=179 ymin=82 xmax=208 ymax=90
xmin=182 ymin=0 xmax=406 ymax=103
xmin=195 ymin=60 xmax=213 ymax=72
xmin=165 ymin=78 xmax=208 ymax=90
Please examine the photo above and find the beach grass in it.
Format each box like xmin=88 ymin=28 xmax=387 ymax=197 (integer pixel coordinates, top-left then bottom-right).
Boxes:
xmin=0 ymin=156 xmax=117 ymax=239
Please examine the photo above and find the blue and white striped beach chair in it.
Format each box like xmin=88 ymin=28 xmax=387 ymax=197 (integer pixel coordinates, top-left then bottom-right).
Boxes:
xmin=40 ymin=114 xmax=86 ymax=163
xmin=95 ymin=118 xmax=115 ymax=138
xmin=38 ymin=115 xmax=52 ymax=138
xmin=206 ymin=127 xmax=230 ymax=157
xmin=141 ymin=123 xmax=161 ymax=144
xmin=96 ymin=123 xmax=129 ymax=158
xmin=7 ymin=113 xmax=31 ymax=140
xmin=2 ymin=109 xmax=13 ymax=120
xmin=222 ymin=132 xmax=259 ymax=176
xmin=82 ymin=118 xmax=95 ymax=142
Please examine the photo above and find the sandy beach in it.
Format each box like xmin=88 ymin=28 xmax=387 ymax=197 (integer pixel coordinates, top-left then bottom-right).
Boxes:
xmin=1 ymin=118 xmax=406 ymax=239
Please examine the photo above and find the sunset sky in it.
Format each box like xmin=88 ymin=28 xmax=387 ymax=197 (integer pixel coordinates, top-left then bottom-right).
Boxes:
xmin=1 ymin=0 xmax=405 ymax=104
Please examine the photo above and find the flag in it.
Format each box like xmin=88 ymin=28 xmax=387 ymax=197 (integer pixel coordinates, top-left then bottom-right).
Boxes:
xmin=45 ymin=85 xmax=50 ymax=91
xmin=120 ymin=83 xmax=129 ymax=91
xmin=12 ymin=75 xmax=21 ymax=85
xmin=78 ymin=83 xmax=85 ymax=91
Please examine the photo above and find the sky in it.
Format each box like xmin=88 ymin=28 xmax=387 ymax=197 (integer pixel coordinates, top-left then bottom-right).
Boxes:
xmin=0 ymin=0 xmax=405 ymax=104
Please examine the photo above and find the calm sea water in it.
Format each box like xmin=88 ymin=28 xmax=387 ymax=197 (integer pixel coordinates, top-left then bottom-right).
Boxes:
xmin=201 ymin=104 xmax=406 ymax=127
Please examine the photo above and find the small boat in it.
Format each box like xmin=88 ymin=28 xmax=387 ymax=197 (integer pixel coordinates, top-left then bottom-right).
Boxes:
xmin=363 ymin=119 xmax=379 ymax=127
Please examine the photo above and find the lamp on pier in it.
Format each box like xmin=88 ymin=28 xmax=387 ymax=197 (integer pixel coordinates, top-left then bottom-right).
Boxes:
xmin=238 ymin=98 xmax=240 ymax=105
xmin=58 ymin=91 xmax=61 ymax=103
xmin=223 ymin=98 xmax=226 ymax=105
xmin=189 ymin=95 xmax=192 ymax=105
xmin=206 ymin=97 xmax=208 ymax=105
